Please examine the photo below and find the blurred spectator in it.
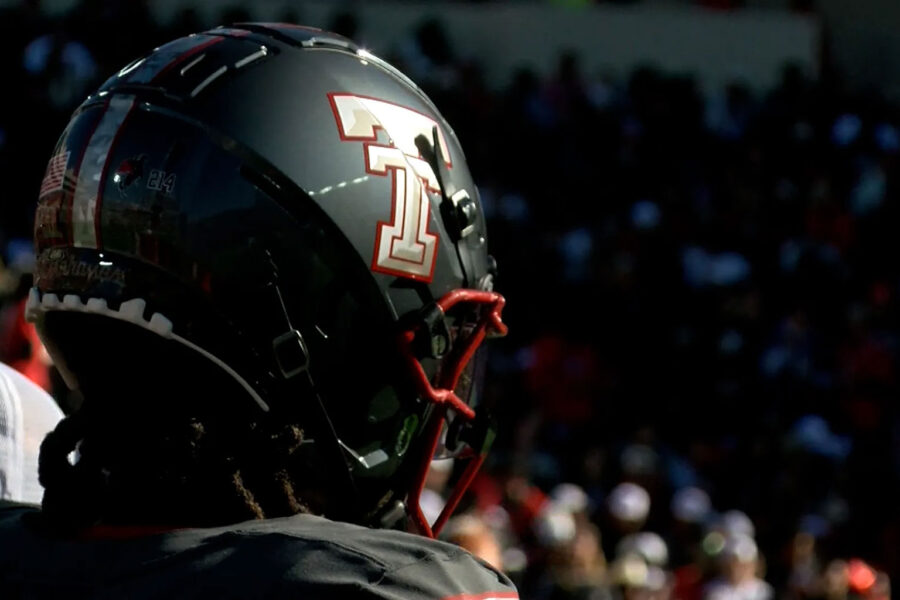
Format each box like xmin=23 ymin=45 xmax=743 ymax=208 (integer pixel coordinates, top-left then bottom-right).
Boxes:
xmin=704 ymin=535 xmax=773 ymax=600
xmin=608 ymin=554 xmax=671 ymax=600
xmin=616 ymin=532 xmax=670 ymax=569
xmin=534 ymin=504 xmax=608 ymax=600
xmin=671 ymin=487 xmax=713 ymax=527
xmin=608 ymin=483 xmax=651 ymax=532
xmin=443 ymin=513 xmax=505 ymax=571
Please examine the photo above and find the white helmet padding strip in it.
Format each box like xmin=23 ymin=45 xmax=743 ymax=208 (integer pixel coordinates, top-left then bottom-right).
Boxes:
xmin=24 ymin=288 xmax=269 ymax=412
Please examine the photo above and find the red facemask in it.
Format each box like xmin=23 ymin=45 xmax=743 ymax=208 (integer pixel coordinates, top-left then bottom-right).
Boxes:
xmin=397 ymin=289 xmax=507 ymax=538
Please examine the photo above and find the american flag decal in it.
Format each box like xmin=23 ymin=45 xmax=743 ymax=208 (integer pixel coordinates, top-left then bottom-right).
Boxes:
xmin=39 ymin=150 xmax=71 ymax=198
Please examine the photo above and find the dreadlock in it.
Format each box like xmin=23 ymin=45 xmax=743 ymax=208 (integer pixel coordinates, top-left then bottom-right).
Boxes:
xmin=38 ymin=404 xmax=312 ymax=530
xmin=36 ymin=311 xmax=316 ymax=531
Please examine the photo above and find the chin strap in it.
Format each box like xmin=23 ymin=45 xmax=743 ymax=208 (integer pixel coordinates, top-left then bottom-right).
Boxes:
xmin=398 ymin=289 xmax=507 ymax=537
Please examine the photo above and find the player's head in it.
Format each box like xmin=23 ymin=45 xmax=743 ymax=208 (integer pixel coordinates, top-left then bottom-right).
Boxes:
xmin=29 ymin=24 xmax=506 ymax=537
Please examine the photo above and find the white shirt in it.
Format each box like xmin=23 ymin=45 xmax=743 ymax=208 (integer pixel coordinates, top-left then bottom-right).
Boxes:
xmin=0 ymin=362 xmax=63 ymax=503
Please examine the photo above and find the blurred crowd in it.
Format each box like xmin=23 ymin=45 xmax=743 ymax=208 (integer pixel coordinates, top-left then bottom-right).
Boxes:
xmin=1 ymin=1 xmax=898 ymax=599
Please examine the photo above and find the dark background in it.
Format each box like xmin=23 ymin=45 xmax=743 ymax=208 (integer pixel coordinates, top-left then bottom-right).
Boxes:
xmin=0 ymin=1 xmax=897 ymax=599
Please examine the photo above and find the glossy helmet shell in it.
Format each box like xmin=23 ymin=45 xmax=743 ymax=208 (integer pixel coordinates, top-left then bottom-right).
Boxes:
xmin=29 ymin=24 xmax=502 ymax=532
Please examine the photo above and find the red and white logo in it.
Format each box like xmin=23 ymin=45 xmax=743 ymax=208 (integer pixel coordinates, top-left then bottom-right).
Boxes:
xmin=328 ymin=93 xmax=451 ymax=282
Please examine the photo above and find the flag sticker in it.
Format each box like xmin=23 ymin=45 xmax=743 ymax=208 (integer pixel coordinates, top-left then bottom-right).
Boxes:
xmin=39 ymin=150 xmax=71 ymax=198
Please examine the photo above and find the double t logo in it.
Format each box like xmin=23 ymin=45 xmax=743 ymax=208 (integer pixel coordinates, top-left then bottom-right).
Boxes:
xmin=328 ymin=93 xmax=451 ymax=283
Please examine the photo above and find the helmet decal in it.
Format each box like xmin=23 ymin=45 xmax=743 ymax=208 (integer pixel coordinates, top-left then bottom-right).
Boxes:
xmin=38 ymin=150 xmax=71 ymax=199
xmin=71 ymin=94 xmax=136 ymax=250
xmin=113 ymin=155 xmax=146 ymax=193
xmin=35 ymin=150 xmax=73 ymax=246
xmin=328 ymin=93 xmax=451 ymax=282
xmin=114 ymin=34 xmax=225 ymax=85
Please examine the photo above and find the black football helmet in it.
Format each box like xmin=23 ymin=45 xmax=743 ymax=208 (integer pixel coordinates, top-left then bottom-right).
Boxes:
xmin=28 ymin=23 xmax=506 ymax=536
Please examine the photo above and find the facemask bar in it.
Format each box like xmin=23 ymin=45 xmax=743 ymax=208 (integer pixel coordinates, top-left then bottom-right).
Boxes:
xmin=397 ymin=289 xmax=507 ymax=537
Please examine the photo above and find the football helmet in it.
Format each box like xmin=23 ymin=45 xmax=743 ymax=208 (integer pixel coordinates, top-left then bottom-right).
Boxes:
xmin=28 ymin=23 xmax=506 ymax=536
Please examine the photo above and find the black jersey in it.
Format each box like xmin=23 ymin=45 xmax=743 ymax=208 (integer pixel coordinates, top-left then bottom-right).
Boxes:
xmin=0 ymin=502 xmax=518 ymax=599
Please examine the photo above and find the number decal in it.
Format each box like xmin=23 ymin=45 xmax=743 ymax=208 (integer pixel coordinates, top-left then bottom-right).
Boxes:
xmin=328 ymin=93 xmax=451 ymax=282
xmin=147 ymin=169 xmax=176 ymax=194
